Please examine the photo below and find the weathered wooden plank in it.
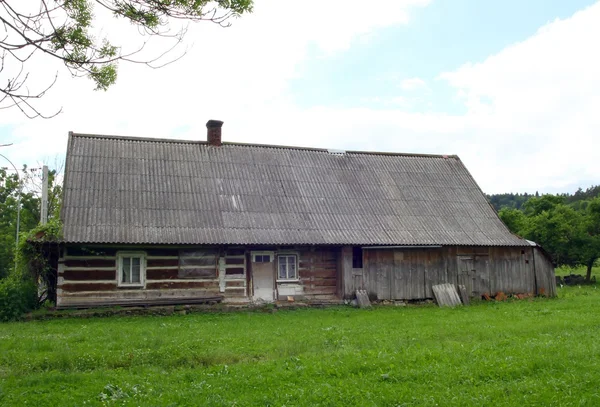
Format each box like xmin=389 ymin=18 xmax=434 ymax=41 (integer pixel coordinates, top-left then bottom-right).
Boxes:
xmin=225 ymin=280 xmax=246 ymax=287
xmin=146 ymin=269 xmax=179 ymax=280
xmin=473 ymin=255 xmax=491 ymax=296
xmin=225 ymin=249 xmax=245 ymax=256
xmin=178 ymin=268 xmax=217 ymax=279
xmin=225 ymin=267 xmax=245 ymax=276
xmin=303 ymin=286 xmax=337 ymax=295
xmin=61 ymin=283 xmax=118 ymax=292
xmin=389 ymin=250 xmax=426 ymax=300
xmin=372 ymin=250 xmax=392 ymax=300
xmin=488 ymin=247 xmax=535 ymax=294
xmin=432 ymin=284 xmax=462 ymax=307
xmin=424 ymin=249 xmax=453 ymax=298
xmin=62 ymin=269 xmax=115 ymax=281
xmin=66 ymin=247 xmax=119 ymax=257
xmin=299 ymin=270 xmax=337 ymax=279
xmin=146 ymin=281 xmax=219 ymax=290
xmin=224 ymin=289 xmax=247 ymax=298
xmin=299 ymin=262 xmax=336 ymax=269
xmin=147 ymin=258 xmax=179 ymax=268
xmin=340 ymin=246 xmax=354 ymax=299
xmin=457 ymin=284 xmax=469 ymax=305
xmin=300 ymin=278 xmax=337 ymax=287
xmin=356 ymin=290 xmax=371 ymax=308
xmin=533 ymin=247 xmax=556 ymax=297
xmin=144 ymin=248 xmax=180 ymax=257
xmin=64 ymin=259 xmax=115 ymax=268
xmin=225 ymin=257 xmax=245 ymax=265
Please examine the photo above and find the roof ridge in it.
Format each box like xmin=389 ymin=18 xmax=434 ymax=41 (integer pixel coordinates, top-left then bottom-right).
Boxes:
xmin=69 ymin=132 xmax=459 ymax=159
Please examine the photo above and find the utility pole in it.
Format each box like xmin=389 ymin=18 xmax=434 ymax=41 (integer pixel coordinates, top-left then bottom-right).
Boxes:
xmin=41 ymin=165 xmax=49 ymax=225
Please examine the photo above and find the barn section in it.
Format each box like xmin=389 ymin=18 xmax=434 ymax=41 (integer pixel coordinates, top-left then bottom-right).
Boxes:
xmin=57 ymin=122 xmax=555 ymax=308
xmin=339 ymin=244 xmax=556 ymax=301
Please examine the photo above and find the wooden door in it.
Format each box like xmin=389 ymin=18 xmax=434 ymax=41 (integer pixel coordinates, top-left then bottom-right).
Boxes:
xmin=457 ymin=256 xmax=474 ymax=296
xmin=457 ymin=255 xmax=490 ymax=297
xmin=252 ymin=260 xmax=274 ymax=302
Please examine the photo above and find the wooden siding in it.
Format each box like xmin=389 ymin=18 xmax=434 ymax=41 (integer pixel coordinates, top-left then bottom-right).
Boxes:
xmin=533 ymin=247 xmax=556 ymax=297
xmin=346 ymin=245 xmax=554 ymax=301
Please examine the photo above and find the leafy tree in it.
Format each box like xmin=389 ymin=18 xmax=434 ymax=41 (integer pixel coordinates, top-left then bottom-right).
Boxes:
xmin=0 ymin=165 xmax=62 ymax=279
xmin=497 ymin=207 xmax=527 ymax=233
xmin=1 ymin=0 xmax=253 ymax=117
xmin=499 ymin=194 xmax=600 ymax=282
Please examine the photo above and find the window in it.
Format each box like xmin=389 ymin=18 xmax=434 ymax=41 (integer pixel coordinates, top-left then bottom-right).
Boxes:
xmin=252 ymin=251 xmax=274 ymax=263
xmin=117 ymin=252 xmax=146 ymax=287
xmin=352 ymin=246 xmax=363 ymax=269
xmin=179 ymin=250 xmax=218 ymax=279
xmin=278 ymin=255 xmax=298 ymax=281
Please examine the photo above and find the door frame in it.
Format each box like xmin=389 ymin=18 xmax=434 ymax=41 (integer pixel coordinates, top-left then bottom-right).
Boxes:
xmin=250 ymin=251 xmax=275 ymax=302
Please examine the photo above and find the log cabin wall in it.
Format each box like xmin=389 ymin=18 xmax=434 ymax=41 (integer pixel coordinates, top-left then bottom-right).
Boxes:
xmin=57 ymin=245 xmax=248 ymax=308
xmin=294 ymin=247 xmax=338 ymax=301
xmin=57 ymin=245 xmax=341 ymax=308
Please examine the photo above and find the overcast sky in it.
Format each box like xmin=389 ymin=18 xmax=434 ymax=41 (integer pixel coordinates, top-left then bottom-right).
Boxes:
xmin=1 ymin=0 xmax=599 ymax=194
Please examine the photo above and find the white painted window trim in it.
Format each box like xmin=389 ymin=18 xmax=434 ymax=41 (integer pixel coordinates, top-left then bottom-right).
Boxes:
xmin=277 ymin=254 xmax=299 ymax=282
xmin=116 ymin=251 xmax=147 ymax=288
xmin=251 ymin=251 xmax=274 ymax=263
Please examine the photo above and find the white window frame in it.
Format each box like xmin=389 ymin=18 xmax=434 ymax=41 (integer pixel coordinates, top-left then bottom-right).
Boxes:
xmin=277 ymin=254 xmax=299 ymax=282
xmin=116 ymin=252 xmax=146 ymax=288
xmin=251 ymin=251 xmax=274 ymax=263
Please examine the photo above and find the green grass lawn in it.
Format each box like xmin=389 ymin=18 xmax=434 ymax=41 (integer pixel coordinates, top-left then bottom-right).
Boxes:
xmin=2 ymin=287 xmax=600 ymax=406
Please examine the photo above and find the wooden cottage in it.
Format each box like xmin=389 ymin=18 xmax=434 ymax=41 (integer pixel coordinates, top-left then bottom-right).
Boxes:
xmin=57 ymin=120 xmax=555 ymax=308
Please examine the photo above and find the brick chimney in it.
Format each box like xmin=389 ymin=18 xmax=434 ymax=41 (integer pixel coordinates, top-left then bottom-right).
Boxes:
xmin=206 ymin=120 xmax=224 ymax=146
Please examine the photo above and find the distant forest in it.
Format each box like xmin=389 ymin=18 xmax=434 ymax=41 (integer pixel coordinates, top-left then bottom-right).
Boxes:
xmin=487 ymin=185 xmax=600 ymax=212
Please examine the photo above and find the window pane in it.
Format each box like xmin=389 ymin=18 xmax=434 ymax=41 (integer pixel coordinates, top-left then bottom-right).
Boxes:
xmin=289 ymin=258 xmax=297 ymax=279
xmin=254 ymin=255 xmax=271 ymax=263
xmin=277 ymin=256 xmax=297 ymax=280
xmin=122 ymin=257 xmax=131 ymax=283
xmin=132 ymin=257 xmax=141 ymax=283
xmin=278 ymin=261 xmax=287 ymax=279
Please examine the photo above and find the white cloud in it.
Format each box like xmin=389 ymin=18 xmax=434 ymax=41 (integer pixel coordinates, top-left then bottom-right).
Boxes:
xmin=400 ymin=77 xmax=427 ymax=91
xmin=437 ymin=2 xmax=600 ymax=193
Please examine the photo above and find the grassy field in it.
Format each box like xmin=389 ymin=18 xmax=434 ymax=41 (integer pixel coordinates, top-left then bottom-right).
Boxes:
xmin=2 ymin=286 xmax=600 ymax=406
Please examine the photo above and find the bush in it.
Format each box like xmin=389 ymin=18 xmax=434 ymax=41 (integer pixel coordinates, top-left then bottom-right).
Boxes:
xmin=0 ymin=276 xmax=38 ymax=322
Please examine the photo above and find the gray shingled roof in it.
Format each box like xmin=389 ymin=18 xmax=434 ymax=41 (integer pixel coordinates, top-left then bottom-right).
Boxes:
xmin=61 ymin=133 xmax=528 ymax=246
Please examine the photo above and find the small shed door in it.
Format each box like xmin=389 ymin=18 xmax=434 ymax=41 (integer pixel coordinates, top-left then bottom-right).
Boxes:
xmin=457 ymin=255 xmax=490 ymax=297
xmin=458 ymin=256 xmax=474 ymax=296
xmin=251 ymin=252 xmax=275 ymax=302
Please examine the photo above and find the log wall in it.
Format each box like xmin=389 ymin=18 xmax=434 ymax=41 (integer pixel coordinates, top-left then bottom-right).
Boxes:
xmin=57 ymin=246 xmax=248 ymax=308
xmin=295 ymin=248 xmax=338 ymax=300
xmin=57 ymin=245 xmax=340 ymax=308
